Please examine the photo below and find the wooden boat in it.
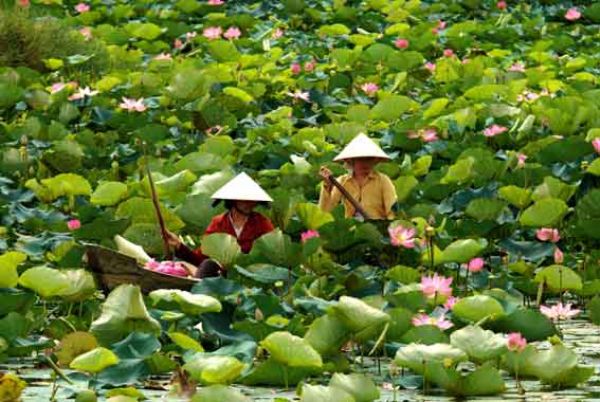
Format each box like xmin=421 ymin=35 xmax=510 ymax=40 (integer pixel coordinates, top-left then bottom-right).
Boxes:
xmin=84 ymin=243 xmax=199 ymax=294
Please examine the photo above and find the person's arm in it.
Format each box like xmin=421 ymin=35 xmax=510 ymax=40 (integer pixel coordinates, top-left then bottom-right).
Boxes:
xmin=381 ymin=174 xmax=398 ymax=220
xmin=318 ymin=180 xmax=343 ymax=212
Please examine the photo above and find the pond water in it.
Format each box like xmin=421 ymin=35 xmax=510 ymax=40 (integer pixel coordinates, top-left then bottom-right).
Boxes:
xmin=5 ymin=318 xmax=600 ymax=401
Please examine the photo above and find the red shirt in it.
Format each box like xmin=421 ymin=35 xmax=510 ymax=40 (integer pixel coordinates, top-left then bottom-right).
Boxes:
xmin=175 ymin=212 xmax=274 ymax=266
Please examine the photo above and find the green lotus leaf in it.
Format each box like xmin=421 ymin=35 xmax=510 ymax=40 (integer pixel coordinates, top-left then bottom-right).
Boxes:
xmin=70 ymin=347 xmax=119 ymax=373
xmin=0 ymin=251 xmax=27 ymax=288
xmin=18 ymin=266 xmax=70 ymax=298
xmin=296 ymin=203 xmax=334 ymax=230
xmin=329 ymin=296 xmax=390 ymax=342
xmin=329 ymin=373 xmax=379 ymax=402
xmin=91 ymin=182 xmax=128 ymax=206
xmin=90 ymin=285 xmax=161 ymax=346
xmin=190 ymin=385 xmax=250 ymax=402
xmin=453 ymin=295 xmax=505 ymax=323
xmin=300 ymin=384 xmax=355 ymax=402
xmin=183 ymin=355 xmax=246 ymax=384
xmin=260 ymin=331 xmax=322 ymax=368
xmin=519 ymin=198 xmax=568 ymax=227
xmin=149 ymin=289 xmax=222 ymax=315
xmin=167 ymin=332 xmax=204 ymax=352
xmin=534 ymin=265 xmax=582 ymax=293
xmin=200 ymin=233 xmax=241 ymax=268
xmin=450 ymin=325 xmax=507 ymax=364
xmin=303 ymin=314 xmax=349 ymax=357
xmin=394 ymin=343 xmax=467 ymax=375
xmin=441 ymin=238 xmax=488 ymax=264
xmin=55 ymin=331 xmax=98 ymax=366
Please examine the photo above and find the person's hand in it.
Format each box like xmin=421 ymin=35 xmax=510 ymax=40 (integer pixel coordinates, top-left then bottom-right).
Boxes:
xmin=165 ymin=230 xmax=183 ymax=249
xmin=319 ymin=166 xmax=333 ymax=192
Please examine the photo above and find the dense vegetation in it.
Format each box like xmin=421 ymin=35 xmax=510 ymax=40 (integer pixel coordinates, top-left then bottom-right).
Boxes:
xmin=1 ymin=0 xmax=600 ymax=400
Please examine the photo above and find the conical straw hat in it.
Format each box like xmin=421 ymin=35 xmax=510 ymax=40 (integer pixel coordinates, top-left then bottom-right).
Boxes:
xmin=333 ymin=133 xmax=391 ymax=162
xmin=211 ymin=172 xmax=273 ymax=202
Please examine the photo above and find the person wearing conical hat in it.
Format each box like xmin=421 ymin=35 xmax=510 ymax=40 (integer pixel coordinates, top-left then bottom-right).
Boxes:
xmin=167 ymin=172 xmax=275 ymax=278
xmin=318 ymin=133 xmax=397 ymax=220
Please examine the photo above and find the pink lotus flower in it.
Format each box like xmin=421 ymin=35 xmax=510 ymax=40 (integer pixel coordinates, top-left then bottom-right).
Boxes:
xmin=540 ymin=302 xmax=580 ymax=321
xmin=394 ymin=38 xmax=409 ymax=49
xmin=186 ymin=31 xmax=197 ymax=41
xmin=412 ymin=313 xmax=453 ymax=330
xmin=18 ymin=0 xmax=29 ymax=7
xmin=388 ymin=225 xmax=416 ymax=248
xmin=174 ymin=39 xmax=184 ymax=49
xmin=422 ymin=128 xmax=439 ymax=143
xmin=75 ymin=2 xmax=90 ymax=13
xmin=271 ymin=28 xmax=284 ymax=39
xmin=565 ymin=7 xmax=581 ymax=21
xmin=497 ymin=1 xmax=507 ymax=10
xmin=154 ymin=53 xmax=172 ymax=61
xmin=68 ymin=86 xmax=98 ymax=100
xmin=424 ymin=62 xmax=436 ymax=72
xmin=304 ymin=60 xmax=316 ymax=72
xmin=508 ymin=62 xmax=526 ymax=72
xmin=290 ymin=63 xmax=302 ymax=75
xmin=67 ymin=219 xmax=81 ymax=230
xmin=536 ymin=228 xmax=560 ymax=243
xmin=420 ymin=273 xmax=453 ymax=299
xmin=207 ymin=0 xmax=224 ymax=5
xmin=554 ymin=247 xmax=564 ymax=264
xmin=147 ymin=260 xmax=189 ymax=277
xmin=287 ymin=90 xmax=310 ymax=102
xmin=360 ymin=82 xmax=379 ymax=96
xmin=467 ymin=257 xmax=484 ymax=273
xmin=145 ymin=259 xmax=160 ymax=270
xmin=224 ymin=26 xmax=241 ymax=40
xmin=50 ymin=82 xmax=67 ymax=94
xmin=119 ymin=97 xmax=146 ymax=112
xmin=79 ymin=27 xmax=92 ymax=40
xmin=409 ymin=128 xmax=439 ymax=143
xmin=507 ymin=332 xmax=527 ymax=352
xmin=203 ymin=26 xmax=222 ymax=40
xmin=432 ymin=20 xmax=446 ymax=35
xmin=591 ymin=138 xmax=600 ymax=154
xmin=517 ymin=153 xmax=528 ymax=168
xmin=443 ymin=296 xmax=459 ymax=311
xmin=443 ymin=48 xmax=454 ymax=58
xmin=483 ymin=124 xmax=508 ymax=137
xmin=301 ymin=230 xmax=320 ymax=243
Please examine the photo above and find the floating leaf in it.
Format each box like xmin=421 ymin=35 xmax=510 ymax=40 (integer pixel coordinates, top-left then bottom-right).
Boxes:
xmin=329 ymin=373 xmax=379 ymax=402
xmin=70 ymin=347 xmax=119 ymax=373
xmin=190 ymin=385 xmax=250 ymax=402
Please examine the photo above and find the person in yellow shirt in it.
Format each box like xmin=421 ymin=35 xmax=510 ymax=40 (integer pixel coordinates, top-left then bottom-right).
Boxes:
xmin=318 ymin=133 xmax=397 ymax=220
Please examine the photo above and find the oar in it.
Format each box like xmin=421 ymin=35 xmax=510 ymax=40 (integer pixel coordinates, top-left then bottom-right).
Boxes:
xmin=327 ymin=176 xmax=372 ymax=220
xmin=143 ymin=144 xmax=172 ymax=259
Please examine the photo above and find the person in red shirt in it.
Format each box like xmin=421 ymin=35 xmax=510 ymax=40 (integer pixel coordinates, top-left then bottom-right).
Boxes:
xmin=167 ymin=173 xmax=274 ymax=278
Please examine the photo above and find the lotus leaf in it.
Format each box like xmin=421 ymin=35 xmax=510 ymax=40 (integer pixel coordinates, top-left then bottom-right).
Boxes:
xmin=394 ymin=343 xmax=467 ymax=374
xmin=450 ymin=325 xmax=507 ymax=364
xmin=18 ymin=266 xmax=70 ymax=298
xmin=149 ymin=289 xmax=222 ymax=315
xmin=90 ymin=285 xmax=161 ymax=345
xmin=190 ymin=385 xmax=250 ymax=402
xmin=70 ymin=347 xmax=119 ymax=373
xmin=453 ymin=295 xmax=505 ymax=323
xmin=300 ymin=384 xmax=355 ymax=402
xmin=534 ymin=265 xmax=583 ymax=293
xmin=200 ymin=233 xmax=241 ymax=268
xmin=183 ymin=355 xmax=246 ymax=384
xmin=329 ymin=373 xmax=379 ymax=402
xmin=260 ymin=331 xmax=322 ymax=368
xmin=329 ymin=296 xmax=390 ymax=342
xmin=0 ymin=251 xmax=26 ymax=288
xmin=91 ymin=182 xmax=128 ymax=206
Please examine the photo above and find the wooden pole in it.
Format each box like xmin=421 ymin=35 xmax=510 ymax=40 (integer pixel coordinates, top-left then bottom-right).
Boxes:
xmin=327 ymin=176 xmax=371 ymax=220
xmin=143 ymin=144 xmax=172 ymax=259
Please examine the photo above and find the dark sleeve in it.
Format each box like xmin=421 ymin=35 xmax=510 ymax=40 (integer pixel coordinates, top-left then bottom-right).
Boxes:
xmin=174 ymin=243 xmax=206 ymax=266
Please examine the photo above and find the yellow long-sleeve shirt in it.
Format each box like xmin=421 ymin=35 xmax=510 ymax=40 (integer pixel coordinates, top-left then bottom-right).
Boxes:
xmin=318 ymin=171 xmax=397 ymax=220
